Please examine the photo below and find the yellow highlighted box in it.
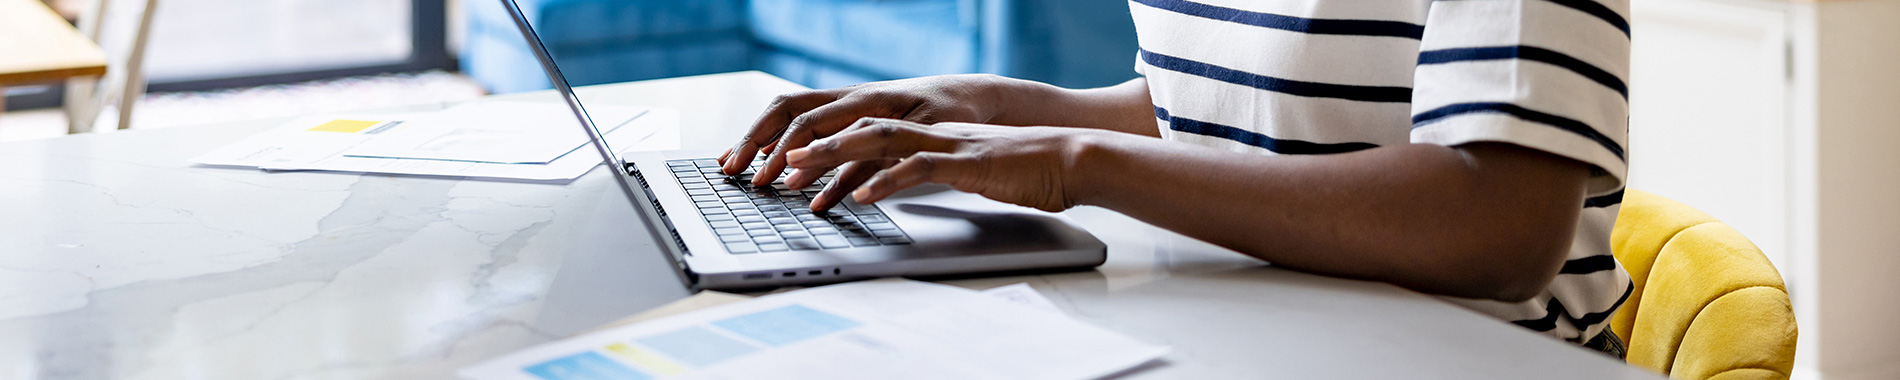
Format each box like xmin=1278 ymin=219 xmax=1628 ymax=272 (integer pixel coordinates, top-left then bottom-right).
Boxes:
xmin=604 ymin=343 xmax=687 ymax=376
xmin=307 ymin=119 xmax=380 ymax=133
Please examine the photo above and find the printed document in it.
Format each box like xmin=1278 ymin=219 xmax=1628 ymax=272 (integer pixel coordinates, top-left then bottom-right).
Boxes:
xmin=460 ymin=279 xmax=1168 ymax=380
xmin=192 ymin=103 xmax=678 ymax=181
xmin=343 ymin=101 xmax=648 ymax=164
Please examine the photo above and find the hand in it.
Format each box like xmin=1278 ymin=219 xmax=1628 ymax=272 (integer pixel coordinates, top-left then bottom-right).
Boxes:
xmin=716 ymin=74 xmax=1017 ymax=186
xmin=783 ymin=118 xmax=1099 ymax=213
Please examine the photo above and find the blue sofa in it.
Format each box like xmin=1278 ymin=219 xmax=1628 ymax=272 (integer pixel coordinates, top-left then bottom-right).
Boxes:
xmin=463 ymin=0 xmax=1140 ymax=94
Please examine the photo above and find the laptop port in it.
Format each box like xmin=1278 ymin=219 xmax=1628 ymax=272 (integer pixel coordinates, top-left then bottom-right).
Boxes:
xmin=782 ymin=272 xmax=797 ymax=278
xmin=742 ymin=273 xmax=771 ymax=280
xmin=807 ymin=270 xmax=822 ymax=276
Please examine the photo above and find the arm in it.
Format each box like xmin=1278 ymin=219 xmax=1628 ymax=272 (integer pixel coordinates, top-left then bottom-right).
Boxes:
xmin=1072 ymin=135 xmax=1589 ymax=302
xmin=988 ymin=77 xmax=1158 ymax=137
xmin=784 ymin=120 xmax=1590 ymax=302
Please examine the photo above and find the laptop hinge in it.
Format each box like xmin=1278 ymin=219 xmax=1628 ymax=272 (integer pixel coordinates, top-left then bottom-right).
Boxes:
xmin=626 ymin=162 xmax=697 ymax=283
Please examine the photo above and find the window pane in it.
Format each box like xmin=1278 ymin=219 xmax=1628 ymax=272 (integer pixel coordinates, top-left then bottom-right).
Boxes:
xmin=143 ymin=0 xmax=412 ymax=81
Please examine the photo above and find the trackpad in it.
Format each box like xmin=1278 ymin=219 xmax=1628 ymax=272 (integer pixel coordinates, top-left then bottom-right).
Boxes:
xmin=874 ymin=185 xmax=1069 ymax=253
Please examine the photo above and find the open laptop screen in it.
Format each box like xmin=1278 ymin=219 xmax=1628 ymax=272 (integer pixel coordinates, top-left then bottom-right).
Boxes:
xmin=495 ymin=0 xmax=629 ymax=176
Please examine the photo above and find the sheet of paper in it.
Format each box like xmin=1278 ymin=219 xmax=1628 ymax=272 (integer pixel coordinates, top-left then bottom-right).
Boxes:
xmin=460 ymin=279 xmax=1168 ymax=380
xmin=192 ymin=113 xmax=434 ymax=168
xmin=192 ymin=107 xmax=681 ymax=181
xmin=270 ymin=109 xmax=677 ymax=181
xmin=342 ymin=101 xmax=649 ymax=164
xmin=981 ymin=283 xmax=1064 ymax=314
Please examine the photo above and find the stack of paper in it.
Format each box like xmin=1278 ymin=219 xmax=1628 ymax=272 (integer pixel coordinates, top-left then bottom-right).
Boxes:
xmin=192 ymin=101 xmax=679 ymax=181
xmin=461 ymin=279 xmax=1169 ymax=380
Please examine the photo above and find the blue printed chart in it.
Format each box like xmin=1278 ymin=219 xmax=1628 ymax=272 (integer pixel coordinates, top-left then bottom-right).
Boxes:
xmin=520 ymin=305 xmax=861 ymax=380
xmin=463 ymin=279 xmax=1169 ymax=380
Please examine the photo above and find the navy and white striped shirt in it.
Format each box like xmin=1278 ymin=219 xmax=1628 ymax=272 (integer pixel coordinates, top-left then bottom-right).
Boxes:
xmin=1131 ymin=0 xmax=1634 ymax=342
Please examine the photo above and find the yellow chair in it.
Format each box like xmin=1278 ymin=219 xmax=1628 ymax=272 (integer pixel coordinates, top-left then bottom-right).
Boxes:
xmin=1609 ymin=189 xmax=1798 ymax=379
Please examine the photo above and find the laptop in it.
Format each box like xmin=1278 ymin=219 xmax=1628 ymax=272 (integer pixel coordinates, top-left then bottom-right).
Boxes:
xmin=498 ymin=0 xmax=1107 ymax=291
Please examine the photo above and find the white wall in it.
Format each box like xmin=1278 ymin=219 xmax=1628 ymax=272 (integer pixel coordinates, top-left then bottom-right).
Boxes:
xmin=1806 ymin=1 xmax=1900 ymax=379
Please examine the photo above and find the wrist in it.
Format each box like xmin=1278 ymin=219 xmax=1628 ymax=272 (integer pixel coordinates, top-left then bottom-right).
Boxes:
xmin=1061 ymin=130 xmax=1126 ymax=208
xmin=974 ymin=74 xmax=1058 ymax=126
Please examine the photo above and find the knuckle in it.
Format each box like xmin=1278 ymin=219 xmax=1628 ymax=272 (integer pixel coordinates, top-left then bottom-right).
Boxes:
xmin=848 ymin=117 xmax=880 ymax=130
xmin=768 ymin=93 xmax=801 ymax=108
xmin=786 ymin=114 xmax=815 ymax=131
xmin=913 ymin=155 xmax=940 ymax=173
xmin=813 ymin=138 xmax=839 ymax=153
xmin=874 ymin=123 xmax=903 ymax=138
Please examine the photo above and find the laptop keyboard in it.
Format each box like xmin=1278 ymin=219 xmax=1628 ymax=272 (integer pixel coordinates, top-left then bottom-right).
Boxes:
xmin=667 ymin=158 xmax=912 ymax=254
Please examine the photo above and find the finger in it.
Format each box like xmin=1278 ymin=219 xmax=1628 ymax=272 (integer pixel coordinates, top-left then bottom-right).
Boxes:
xmin=755 ymin=96 xmax=898 ymax=187
xmin=809 ymin=158 xmax=894 ymax=212
xmin=723 ymin=91 xmax=839 ymax=174
xmin=853 ymin=152 xmax=975 ymax=204
xmin=786 ymin=118 xmax=958 ymax=170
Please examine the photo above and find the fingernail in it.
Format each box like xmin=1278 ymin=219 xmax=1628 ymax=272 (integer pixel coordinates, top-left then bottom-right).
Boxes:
xmin=852 ymin=187 xmax=872 ymax=203
xmin=786 ymin=148 xmax=810 ymax=165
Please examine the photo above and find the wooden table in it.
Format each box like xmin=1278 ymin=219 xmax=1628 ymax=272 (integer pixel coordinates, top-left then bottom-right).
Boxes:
xmin=0 ymin=0 xmax=107 ymax=113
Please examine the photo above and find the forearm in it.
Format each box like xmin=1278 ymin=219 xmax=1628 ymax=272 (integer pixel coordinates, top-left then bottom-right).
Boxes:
xmin=986 ymin=77 xmax=1159 ymax=137
xmin=1070 ymin=133 xmax=1587 ymax=301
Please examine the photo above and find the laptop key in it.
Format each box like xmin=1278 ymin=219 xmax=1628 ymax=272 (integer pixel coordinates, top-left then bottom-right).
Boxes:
xmin=725 ymin=242 xmax=758 ymax=254
xmin=840 ymin=229 xmax=873 ymax=238
xmin=708 ymin=220 xmax=741 ymax=229
xmin=877 ymin=237 xmax=912 ymax=245
xmin=816 ymin=235 xmax=851 ymax=249
xmin=808 ymin=227 xmax=838 ymax=235
xmin=856 ymin=214 xmax=890 ymax=224
xmin=872 ymin=229 xmax=905 ymax=238
xmin=786 ymin=238 xmax=821 ymax=250
xmin=719 ymin=234 xmax=750 ymax=243
xmin=846 ymin=202 xmax=881 ymax=215
xmin=865 ymin=222 xmax=898 ymax=231
xmin=848 ymin=237 xmax=880 ymax=247
xmin=704 ymin=213 xmax=735 ymax=222
xmin=741 ymin=222 xmax=771 ymax=230
xmin=713 ymin=227 xmax=746 ymax=236
xmin=758 ymin=243 xmax=789 ymax=252
xmin=747 ymin=229 xmax=775 ymax=237
xmin=774 ymin=224 xmax=802 ymax=232
xmin=761 ymin=211 xmax=792 ymax=218
xmin=687 ymin=189 xmax=715 ymax=196
xmin=752 ymin=236 xmax=784 ymax=245
xmin=735 ymin=215 xmax=765 ymax=223
xmin=780 ymin=231 xmax=811 ymax=240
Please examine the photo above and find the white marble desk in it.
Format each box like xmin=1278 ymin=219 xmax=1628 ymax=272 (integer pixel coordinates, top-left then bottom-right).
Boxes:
xmin=0 ymin=72 xmax=1661 ymax=380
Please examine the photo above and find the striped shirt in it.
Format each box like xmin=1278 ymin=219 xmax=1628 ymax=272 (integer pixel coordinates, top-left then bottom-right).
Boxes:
xmin=1130 ymin=0 xmax=1634 ymax=342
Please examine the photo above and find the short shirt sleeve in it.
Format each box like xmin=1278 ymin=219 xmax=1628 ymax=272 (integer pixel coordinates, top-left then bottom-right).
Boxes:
xmin=1409 ymin=0 xmax=1631 ymax=196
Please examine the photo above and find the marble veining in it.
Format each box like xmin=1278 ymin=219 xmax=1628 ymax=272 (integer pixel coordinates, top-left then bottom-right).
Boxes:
xmin=0 ymin=73 xmax=1660 ymax=380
